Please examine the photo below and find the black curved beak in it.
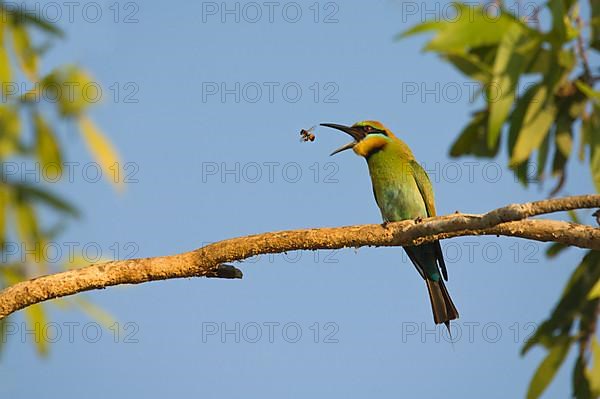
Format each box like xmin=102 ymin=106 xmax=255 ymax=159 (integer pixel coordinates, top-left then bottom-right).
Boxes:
xmin=320 ymin=123 xmax=366 ymax=156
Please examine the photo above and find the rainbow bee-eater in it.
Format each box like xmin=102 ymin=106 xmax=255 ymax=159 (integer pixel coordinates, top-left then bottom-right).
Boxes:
xmin=321 ymin=120 xmax=459 ymax=328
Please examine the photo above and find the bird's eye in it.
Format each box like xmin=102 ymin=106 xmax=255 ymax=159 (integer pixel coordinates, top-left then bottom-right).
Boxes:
xmin=363 ymin=126 xmax=373 ymax=132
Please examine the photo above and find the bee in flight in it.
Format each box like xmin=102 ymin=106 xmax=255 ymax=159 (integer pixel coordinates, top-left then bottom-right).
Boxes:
xmin=300 ymin=126 xmax=316 ymax=142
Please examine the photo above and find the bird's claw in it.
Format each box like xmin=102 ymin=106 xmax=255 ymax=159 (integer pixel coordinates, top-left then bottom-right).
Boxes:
xmin=381 ymin=221 xmax=390 ymax=229
xmin=414 ymin=216 xmax=423 ymax=224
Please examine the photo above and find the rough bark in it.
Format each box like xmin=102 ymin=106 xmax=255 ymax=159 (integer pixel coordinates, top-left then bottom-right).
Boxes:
xmin=0 ymin=195 xmax=598 ymax=320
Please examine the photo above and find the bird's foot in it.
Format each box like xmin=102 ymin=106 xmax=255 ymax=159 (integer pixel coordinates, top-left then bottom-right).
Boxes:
xmin=381 ymin=221 xmax=390 ymax=229
xmin=414 ymin=216 xmax=423 ymax=224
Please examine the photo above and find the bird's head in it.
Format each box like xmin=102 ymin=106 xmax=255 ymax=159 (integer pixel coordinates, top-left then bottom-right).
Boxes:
xmin=321 ymin=120 xmax=408 ymax=158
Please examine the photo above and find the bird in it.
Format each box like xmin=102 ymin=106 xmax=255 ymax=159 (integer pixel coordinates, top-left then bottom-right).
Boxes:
xmin=321 ymin=120 xmax=459 ymax=329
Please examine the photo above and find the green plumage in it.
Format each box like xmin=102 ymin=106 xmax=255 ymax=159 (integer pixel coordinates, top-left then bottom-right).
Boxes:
xmin=366 ymin=144 xmax=443 ymax=281
xmin=322 ymin=120 xmax=459 ymax=327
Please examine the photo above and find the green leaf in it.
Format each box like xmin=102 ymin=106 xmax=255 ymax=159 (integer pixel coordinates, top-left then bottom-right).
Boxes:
xmin=566 ymin=209 xmax=580 ymax=224
xmin=588 ymin=280 xmax=600 ymax=300
xmin=526 ymin=335 xmax=572 ymax=399
xmin=14 ymin=199 xmax=40 ymax=245
xmin=488 ymin=24 xmax=527 ymax=148
xmin=509 ymin=83 xmax=540 ymax=151
xmin=444 ymin=53 xmax=491 ymax=82
xmin=547 ymin=0 xmax=567 ymax=46
xmin=551 ymin=141 xmax=568 ymax=180
xmin=532 ymin=334 xmax=573 ymax=387
xmin=555 ymin=127 xmax=572 ymax=158
xmin=575 ymin=81 xmax=600 ymax=104
xmin=23 ymin=304 xmax=48 ymax=356
xmin=508 ymin=83 xmax=545 ymax=185
xmin=34 ymin=112 xmax=63 ymax=177
xmin=395 ymin=20 xmax=444 ymax=40
xmin=78 ymin=115 xmax=123 ymax=190
xmin=0 ymin=317 xmax=7 ymax=357
xmin=14 ymin=183 xmax=79 ymax=217
xmin=568 ymin=94 xmax=588 ymax=121
xmin=426 ymin=7 xmax=518 ymax=52
xmin=580 ymin=118 xmax=589 ymax=162
xmin=537 ymin=133 xmax=550 ymax=179
xmin=573 ymin=298 xmax=600 ymax=399
xmin=1 ymin=4 xmax=63 ymax=37
xmin=0 ymin=106 xmax=21 ymax=157
xmin=1 ymin=265 xmax=24 ymax=285
xmin=546 ymin=242 xmax=567 ymax=258
xmin=510 ymin=84 xmax=556 ymax=166
xmin=449 ymin=111 xmax=499 ymax=157
xmin=525 ymin=46 xmax=574 ymax=76
xmin=523 ymin=251 xmax=600 ymax=354
xmin=43 ymin=66 xmax=98 ymax=117
xmin=592 ymin=0 xmax=600 ymax=51
xmin=588 ymin=338 xmax=600 ymax=395
xmin=525 ymin=48 xmax=552 ymax=74
xmin=11 ymin=23 xmax=39 ymax=81
xmin=589 ymin=108 xmax=600 ymax=192
xmin=0 ymin=45 xmax=11 ymax=90
xmin=573 ymin=351 xmax=593 ymax=399
xmin=0 ymin=184 xmax=7 ymax=247
xmin=557 ymin=47 xmax=576 ymax=70
xmin=559 ymin=251 xmax=600 ymax=307
xmin=550 ymin=113 xmax=573 ymax=186
xmin=470 ymin=45 xmax=501 ymax=67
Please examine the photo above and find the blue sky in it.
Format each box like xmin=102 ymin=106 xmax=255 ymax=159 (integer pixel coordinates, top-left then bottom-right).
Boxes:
xmin=2 ymin=1 xmax=596 ymax=398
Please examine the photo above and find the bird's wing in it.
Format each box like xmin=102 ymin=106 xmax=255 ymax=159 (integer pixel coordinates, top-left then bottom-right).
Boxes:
xmin=408 ymin=160 xmax=436 ymax=217
xmin=409 ymin=160 xmax=448 ymax=281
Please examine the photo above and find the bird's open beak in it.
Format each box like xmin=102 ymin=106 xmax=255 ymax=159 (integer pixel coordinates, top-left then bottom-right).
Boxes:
xmin=320 ymin=123 xmax=366 ymax=156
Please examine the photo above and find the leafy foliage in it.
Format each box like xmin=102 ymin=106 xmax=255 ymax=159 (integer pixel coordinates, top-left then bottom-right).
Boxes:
xmin=400 ymin=1 xmax=595 ymax=191
xmin=400 ymin=1 xmax=600 ymax=397
xmin=0 ymin=2 xmax=122 ymax=357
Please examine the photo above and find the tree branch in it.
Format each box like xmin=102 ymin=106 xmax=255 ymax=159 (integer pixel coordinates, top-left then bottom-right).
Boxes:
xmin=0 ymin=195 xmax=599 ymax=320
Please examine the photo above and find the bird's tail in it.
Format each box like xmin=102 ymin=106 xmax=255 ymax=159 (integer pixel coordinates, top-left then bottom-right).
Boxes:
xmin=425 ymin=278 xmax=459 ymax=329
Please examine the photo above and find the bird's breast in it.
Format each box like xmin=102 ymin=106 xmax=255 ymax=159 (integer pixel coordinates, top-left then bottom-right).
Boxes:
xmin=366 ymin=155 xmax=427 ymax=222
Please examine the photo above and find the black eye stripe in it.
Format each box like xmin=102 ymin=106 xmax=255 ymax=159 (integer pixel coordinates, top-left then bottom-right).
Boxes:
xmin=366 ymin=129 xmax=387 ymax=136
xmin=359 ymin=125 xmax=388 ymax=136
